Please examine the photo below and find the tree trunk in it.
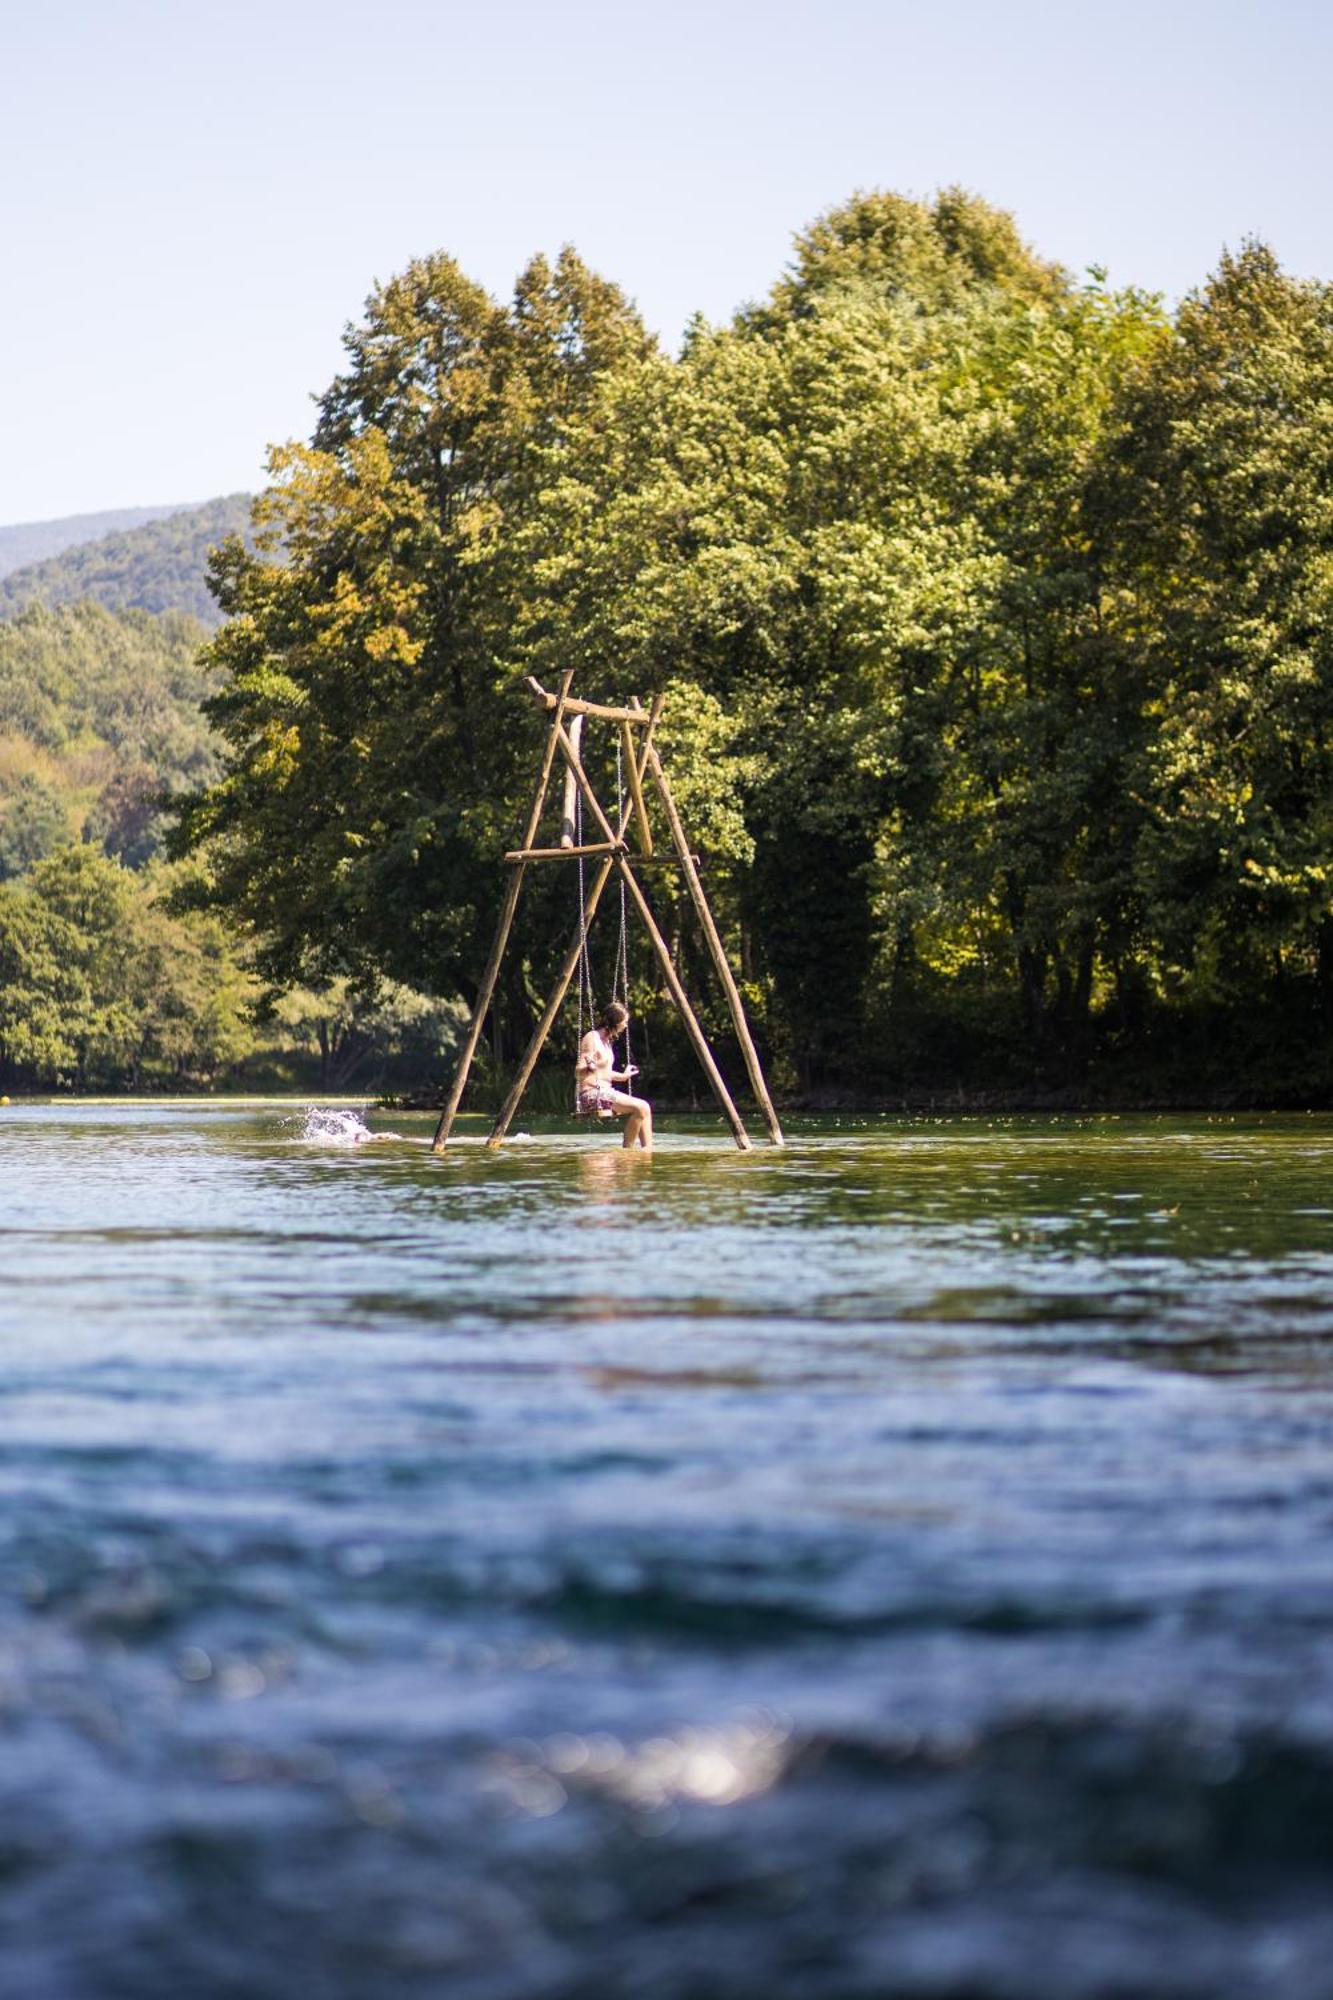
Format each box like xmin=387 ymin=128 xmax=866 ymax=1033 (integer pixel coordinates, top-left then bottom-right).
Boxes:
xmin=1017 ymin=945 xmax=1048 ymax=1045
xmin=1318 ymin=920 xmax=1333 ymax=1026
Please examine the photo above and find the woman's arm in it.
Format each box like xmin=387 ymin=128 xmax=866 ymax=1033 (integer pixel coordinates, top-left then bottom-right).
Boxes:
xmin=575 ymin=1032 xmax=601 ymax=1079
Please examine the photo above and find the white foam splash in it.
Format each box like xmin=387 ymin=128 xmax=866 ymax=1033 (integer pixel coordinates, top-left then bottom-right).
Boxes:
xmin=301 ymin=1107 xmax=382 ymax=1145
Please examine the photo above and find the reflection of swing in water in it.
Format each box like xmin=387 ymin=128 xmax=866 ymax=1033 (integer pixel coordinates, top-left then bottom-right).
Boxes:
xmin=432 ymin=673 xmax=783 ymax=1154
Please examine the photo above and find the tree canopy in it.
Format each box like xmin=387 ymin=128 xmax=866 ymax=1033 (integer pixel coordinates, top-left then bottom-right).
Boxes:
xmin=160 ymin=191 xmax=1333 ymax=1103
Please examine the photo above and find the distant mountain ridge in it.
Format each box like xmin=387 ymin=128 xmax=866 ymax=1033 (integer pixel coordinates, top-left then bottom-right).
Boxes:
xmin=0 ymin=494 xmax=253 ymax=627
xmin=0 ymin=503 xmax=196 ymax=580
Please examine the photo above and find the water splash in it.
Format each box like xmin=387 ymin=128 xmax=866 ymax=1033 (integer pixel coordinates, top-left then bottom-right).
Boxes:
xmin=300 ymin=1107 xmax=382 ymax=1145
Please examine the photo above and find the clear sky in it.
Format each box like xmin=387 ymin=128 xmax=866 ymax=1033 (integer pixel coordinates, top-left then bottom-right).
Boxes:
xmin=3 ymin=0 xmax=1329 ymax=525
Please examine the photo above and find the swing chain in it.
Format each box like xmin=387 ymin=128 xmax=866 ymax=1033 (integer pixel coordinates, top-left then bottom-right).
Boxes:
xmin=573 ymin=716 xmax=632 ymax=1110
xmin=575 ymin=789 xmax=593 ymax=1084
xmin=615 ymin=730 xmax=632 ymax=1080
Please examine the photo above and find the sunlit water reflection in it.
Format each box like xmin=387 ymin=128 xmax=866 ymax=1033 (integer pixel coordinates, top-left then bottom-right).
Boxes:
xmin=2 ymin=1103 xmax=1333 ymax=1996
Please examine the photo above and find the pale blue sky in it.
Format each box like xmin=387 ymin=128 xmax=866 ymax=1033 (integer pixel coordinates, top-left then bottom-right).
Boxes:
xmin=4 ymin=0 xmax=1329 ymax=524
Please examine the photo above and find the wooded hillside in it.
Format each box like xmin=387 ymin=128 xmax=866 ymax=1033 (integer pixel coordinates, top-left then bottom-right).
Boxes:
xmin=0 ymin=597 xmax=460 ymax=1095
xmin=0 ymin=601 xmax=215 ymax=876
xmin=0 ymin=503 xmax=190 ymax=580
xmin=0 ymin=495 xmax=252 ymax=625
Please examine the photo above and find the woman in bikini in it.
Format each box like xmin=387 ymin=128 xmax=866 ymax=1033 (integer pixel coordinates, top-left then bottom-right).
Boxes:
xmin=576 ymin=1000 xmax=653 ymax=1151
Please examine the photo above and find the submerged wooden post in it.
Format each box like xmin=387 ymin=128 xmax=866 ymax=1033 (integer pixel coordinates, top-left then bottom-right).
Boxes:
xmin=431 ymin=675 xmax=573 ymax=1151
xmin=645 ymin=742 xmax=784 ymax=1147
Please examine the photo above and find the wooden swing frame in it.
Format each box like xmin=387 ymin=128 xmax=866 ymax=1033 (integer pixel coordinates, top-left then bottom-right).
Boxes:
xmin=431 ymin=671 xmax=784 ymax=1153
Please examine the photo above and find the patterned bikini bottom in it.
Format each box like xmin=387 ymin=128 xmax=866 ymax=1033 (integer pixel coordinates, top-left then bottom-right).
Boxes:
xmin=576 ymin=1085 xmax=617 ymax=1117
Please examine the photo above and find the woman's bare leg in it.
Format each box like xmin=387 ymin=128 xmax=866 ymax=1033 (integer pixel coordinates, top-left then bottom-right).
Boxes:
xmin=610 ymin=1091 xmax=652 ymax=1152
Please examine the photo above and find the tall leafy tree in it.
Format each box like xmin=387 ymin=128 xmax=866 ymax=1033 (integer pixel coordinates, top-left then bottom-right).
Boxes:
xmin=176 ymin=248 xmax=655 ymax=1044
xmin=1098 ymin=245 xmax=1333 ymax=1009
xmin=515 ymin=195 xmax=1163 ymax=1078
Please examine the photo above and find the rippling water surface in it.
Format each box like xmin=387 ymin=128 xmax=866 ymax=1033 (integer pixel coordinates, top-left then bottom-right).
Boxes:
xmin=3 ymin=1103 xmax=1333 ymax=1998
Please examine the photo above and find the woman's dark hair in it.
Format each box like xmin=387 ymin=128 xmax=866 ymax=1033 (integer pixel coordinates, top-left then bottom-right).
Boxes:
xmin=600 ymin=1000 xmax=629 ymax=1034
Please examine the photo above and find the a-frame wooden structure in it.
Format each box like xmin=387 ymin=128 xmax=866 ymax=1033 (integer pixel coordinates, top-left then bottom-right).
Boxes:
xmin=432 ymin=672 xmax=784 ymax=1153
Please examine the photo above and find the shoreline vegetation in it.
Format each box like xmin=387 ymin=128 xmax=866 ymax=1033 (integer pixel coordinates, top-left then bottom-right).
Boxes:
xmin=5 ymin=1096 xmax=1320 ymax=1128
xmin=4 ymin=189 xmax=1333 ymax=1107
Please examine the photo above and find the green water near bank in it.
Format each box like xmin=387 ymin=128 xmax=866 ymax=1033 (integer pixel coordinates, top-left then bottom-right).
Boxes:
xmin=2 ymin=1104 xmax=1332 ymax=1997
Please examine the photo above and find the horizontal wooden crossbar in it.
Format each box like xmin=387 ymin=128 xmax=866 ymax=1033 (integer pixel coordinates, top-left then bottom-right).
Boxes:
xmin=503 ymin=847 xmax=699 ymax=866
xmin=504 ymin=841 xmax=624 ymax=862
xmin=524 ymin=676 xmax=650 ymax=726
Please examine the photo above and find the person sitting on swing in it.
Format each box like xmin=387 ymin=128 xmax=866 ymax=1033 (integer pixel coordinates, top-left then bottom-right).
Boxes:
xmin=576 ymin=1000 xmax=653 ymax=1151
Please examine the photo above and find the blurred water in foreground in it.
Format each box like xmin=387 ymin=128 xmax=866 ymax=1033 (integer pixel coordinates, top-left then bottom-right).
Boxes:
xmin=2 ymin=1101 xmax=1332 ymax=1998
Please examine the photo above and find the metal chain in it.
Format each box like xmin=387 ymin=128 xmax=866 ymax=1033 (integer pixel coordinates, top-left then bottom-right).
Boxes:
xmin=615 ymin=731 xmax=632 ymax=1081
xmin=575 ymin=787 xmax=593 ymax=1108
xmin=573 ymin=721 xmax=635 ymax=1103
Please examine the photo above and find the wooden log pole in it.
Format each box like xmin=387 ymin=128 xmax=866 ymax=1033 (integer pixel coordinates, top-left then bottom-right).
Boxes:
xmin=525 ymin=677 xmax=651 ymax=727
xmin=620 ymin=718 xmax=653 ymax=856
xmin=432 ymin=675 xmax=573 ymax=1150
xmin=503 ymin=841 xmax=623 ymax=862
xmin=558 ymin=713 xmax=584 ymax=846
xmin=553 ymin=716 xmax=619 ymax=848
xmin=646 ymin=746 xmax=785 ymax=1147
xmin=615 ymin=855 xmax=753 ymax=1153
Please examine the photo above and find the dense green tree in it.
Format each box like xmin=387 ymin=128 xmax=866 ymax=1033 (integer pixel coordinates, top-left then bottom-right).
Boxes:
xmin=166 ymin=193 xmax=1333 ymax=1102
xmin=24 ymin=845 xmax=142 ymax=1085
xmin=0 ymin=887 xmax=92 ymax=1081
xmin=513 ymin=197 xmax=1164 ymax=1078
xmin=268 ymin=979 xmax=464 ymax=1091
xmin=1097 ymin=245 xmax=1333 ymax=1009
xmin=0 ymin=848 xmax=255 ymax=1089
xmin=762 ymin=185 xmax=1066 ymax=321
xmin=176 ymin=249 xmax=656 ymax=1052
xmin=0 ymin=772 xmax=69 ymax=880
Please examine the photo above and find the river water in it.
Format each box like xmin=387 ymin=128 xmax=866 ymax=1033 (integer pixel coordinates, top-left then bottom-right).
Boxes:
xmin=2 ymin=1103 xmax=1332 ymax=1998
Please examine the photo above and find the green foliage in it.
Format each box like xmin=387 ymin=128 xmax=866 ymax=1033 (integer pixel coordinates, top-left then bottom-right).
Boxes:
xmin=1096 ymin=245 xmax=1333 ymax=1001
xmin=0 ymin=772 xmax=69 ymax=880
xmin=764 ymin=186 xmax=1068 ymax=321
xmin=0 ymin=496 xmax=251 ymax=626
xmin=513 ymin=211 xmax=1165 ymax=1079
xmin=162 ymin=194 xmax=1333 ymax=1103
xmin=175 ymin=248 xmax=659 ymax=1051
xmin=0 ymin=600 xmax=217 ymax=872
xmin=0 ymin=884 xmax=92 ymax=1077
xmin=0 ymin=843 xmax=459 ymax=1094
xmin=269 ymin=980 xmax=466 ymax=1091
